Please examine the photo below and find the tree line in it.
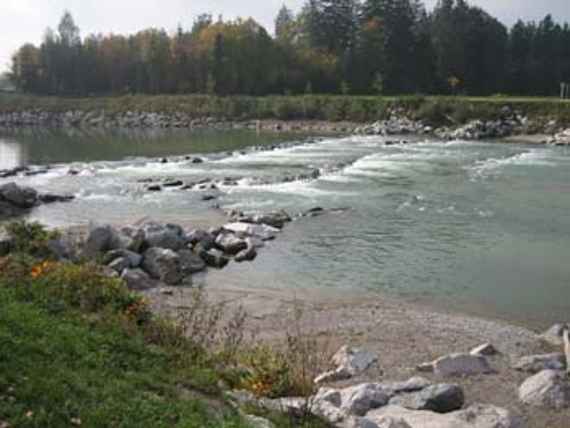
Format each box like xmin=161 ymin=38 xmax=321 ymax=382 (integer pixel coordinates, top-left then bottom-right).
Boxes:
xmin=9 ymin=0 xmax=570 ymax=97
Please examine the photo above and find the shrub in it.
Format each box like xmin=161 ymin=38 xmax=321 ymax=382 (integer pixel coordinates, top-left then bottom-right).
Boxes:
xmin=5 ymin=221 xmax=60 ymax=258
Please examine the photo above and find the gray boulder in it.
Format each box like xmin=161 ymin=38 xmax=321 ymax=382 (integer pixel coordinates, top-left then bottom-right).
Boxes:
xmin=341 ymin=383 xmax=391 ymax=416
xmin=186 ymin=229 xmax=215 ymax=250
xmin=389 ymin=384 xmax=464 ymax=413
xmin=178 ymin=249 xmax=207 ymax=274
xmin=141 ymin=247 xmax=183 ymax=285
xmin=222 ymin=222 xmax=279 ymax=241
xmin=519 ymin=369 xmax=570 ymax=409
xmin=103 ymin=249 xmax=143 ymax=267
xmin=0 ymin=182 xmax=38 ymax=208
xmin=235 ymin=242 xmax=257 ymax=263
xmin=253 ymin=210 xmax=292 ymax=229
xmin=121 ymin=268 xmax=156 ymax=290
xmin=513 ymin=353 xmax=566 ymax=374
xmin=316 ymin=345 xmax=378 ymax=383
xmin=119 ymin=226 xmax=146 ymax=253
xmin=84 ymin=225 xmax=122 ymax=257
xmin=215 ymin=233 xmax=248 ymax=255
xmin=199 ymin=248 xmax=230 ymax=269
xmin=108 ymin=257 xmax=131 ymax=274
xmin=141 ymin=222 xmax=187 ymax=251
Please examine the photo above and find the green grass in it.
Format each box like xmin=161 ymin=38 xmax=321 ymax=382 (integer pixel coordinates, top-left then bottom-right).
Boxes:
xmin=0 ymin=287 xmax=249 ymax=428
xmin=1 ymin=93 xmax=569 ymax=126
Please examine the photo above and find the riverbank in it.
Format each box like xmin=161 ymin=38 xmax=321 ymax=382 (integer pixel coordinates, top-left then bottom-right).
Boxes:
xmin=1 ymin=94 xmax=570 ymax=134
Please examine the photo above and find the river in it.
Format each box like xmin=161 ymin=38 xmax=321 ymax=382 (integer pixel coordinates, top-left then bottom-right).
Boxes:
xmin=1 ymin=127 xmax=569 ymax=327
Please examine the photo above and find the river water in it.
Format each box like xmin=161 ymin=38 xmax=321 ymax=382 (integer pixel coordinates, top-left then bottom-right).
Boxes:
xmin=1 ymin=128 xmax=569 ymax=327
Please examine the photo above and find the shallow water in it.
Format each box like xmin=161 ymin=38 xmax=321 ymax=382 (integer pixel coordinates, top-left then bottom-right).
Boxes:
xmin=2 ymin=128 xmax=570 ymax=326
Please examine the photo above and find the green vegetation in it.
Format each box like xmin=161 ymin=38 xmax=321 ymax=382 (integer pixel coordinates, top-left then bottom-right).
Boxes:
xmin=8 ymin=2 xmax=570 ymax=98
xmin=1 ymin=93 xmax=569 ymax=126
xmin=0 ymin=222 xmax=333 ymax=428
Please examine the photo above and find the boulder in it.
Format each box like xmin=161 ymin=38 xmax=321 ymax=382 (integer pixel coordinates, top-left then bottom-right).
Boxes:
xmin=0 ymin=182 xmax=38 ymax=208
xmin=141 ymin=222 xmax=187 ymax=251
xmin=46 ymin=238 xmax=73 ymax=261
xmin=519 ymin=369 xmax=570 ymax=409
xmin=108 ymin=257 xmax=131 ymax=274
xmin=513 ymin=353 xmax=566 ymax=374
xmin=178 ymin=249 xmax=207 ymax=274
xmin=235 ymin=244 xmax=257 ymax=263
xmin=84 ymin=225 xmax=122 ymax=257
xmin=316 ymin=346 xmax=379 ymax=384
xmin=427 ymin=353 xmax=492 ymax=377
xmin=540 ymin=323 xmax=569 ymax=347
xmin=340 ymin=383 xmax=391 ymax=416
xmin=215 ymin=233 xmax=248 ymax=255
xmin=38 ymin=193 xmax=75 ymax=204
xmin=186 ymin=229 xmax=215 ymax=250
xmin=253 ymin=210 xmax=292 ymax=229
xmin=119 ymin=226 xmax=146 ymax=253
xmin=384 ymin=378 xmax=432 ymax=395
xmin=103 ymin=249 xmax=143 ymax=267
xmin=141 ymin=247 xmax=183 ymax=285
xmin=199 ymin=248 xmax=230 ymax=269
xmin=243 ymin=415 xmax=275 ymax=428
xmin=389 ymin=384 xmax=464 ymax=413
xmin=367 ymin=404 xmax=523 ymax=428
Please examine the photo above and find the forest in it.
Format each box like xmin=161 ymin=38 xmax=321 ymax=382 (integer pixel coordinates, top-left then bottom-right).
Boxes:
xmin=8 ymin=0 xmax=570 ymax=97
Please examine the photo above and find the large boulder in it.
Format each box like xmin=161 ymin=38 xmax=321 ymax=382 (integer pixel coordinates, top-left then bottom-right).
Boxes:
xmin=178 ymin=249 xmax=207 ymax=274
xmin=513 ymin=353 xmax=566 ymax=374
xmin=84 ymin=225 xmax=123 ymax=257
xmin=186 ymin=229 xmax=215 ymax=250
xmin=367 ymin=404 xmax=524 ymax=428
xmin=141 ymin=247 xmax=184 ymax=285
xmin=235 ymin=240 xmax=258 ymax=263
xmin=103 ymin=249 xmax=143 ymax=268
xmin=199 ymin=247 xmax=230 ymax=269
xmin=340 ymin=383 xmax=391 ymax=416
xmin=141 ymin=222 xmax=187 ymax=251
xmin=0 ymin=182 xmax=38 ymax=208
xmin=519 ymin=369 xmax=570 ymax=409
xmin=389 ymin=384 xmax=464 ymax=413
xmin=121 ymin=268 xmax=156 ymax=290
xmin=215 ymin=233 xmax=248 ymax=255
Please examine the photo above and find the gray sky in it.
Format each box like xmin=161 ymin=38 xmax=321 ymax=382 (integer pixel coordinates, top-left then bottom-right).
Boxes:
xmin=2 ymin=0 xmax=570 ymax=73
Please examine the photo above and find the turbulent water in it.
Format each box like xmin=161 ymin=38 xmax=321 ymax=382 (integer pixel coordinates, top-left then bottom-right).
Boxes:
xmin=2 ymin=128 xmax=570 ymax=326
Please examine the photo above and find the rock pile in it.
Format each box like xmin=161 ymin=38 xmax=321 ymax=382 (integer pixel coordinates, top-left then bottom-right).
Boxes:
xmin=0 ymin=182 xmax=74 ymax=218
xmin=354 ymin=117 xmax=427 ymax=136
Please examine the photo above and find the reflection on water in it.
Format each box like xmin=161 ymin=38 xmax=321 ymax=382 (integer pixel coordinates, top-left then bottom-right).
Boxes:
xmin=0 ymin=138 xmax=26 ymax=169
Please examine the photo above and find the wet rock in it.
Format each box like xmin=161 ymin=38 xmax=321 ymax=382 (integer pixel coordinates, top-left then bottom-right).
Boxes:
xmin=389 ymin=384 xmax=464 ymax=413
xmin=426 ymin=353 xmax=493 ymax=377
xmin=163 ymin=180 xmax=184 ymax=187
xmin=367 ymin=404 xmax=523 ymax=428
xmin=201 ymin=194 xmax=217 ymax=201
xmin=141 ymin=247 xmax=183 ymax=285
xmin=540 ymin=323 xmax=569 ymax=347
xmin=38 ymin=193 xmax=75 ymax=204
xmin=513 ymin=353 xmax=566 ymax=374
xmin=253 ymin=210 xmax=292 ymax=229
xmin=147 ymin=185 xmax=162 ymax=192
xmin=0 ymin=182 xmax=38 ymax=208
xmin=519 ymin=369 xmax=570 ymax=409
xmin=178 ymin=249 xmax=207 ymax=274
xmin=0 ymin=166 xmax=28 ymax=178
xmin=215 ymin=233 xmax=248 ymax=255
xmin=191 ymin=157 xmax=204 ymax=164
xmin=199 ymin=248 xmax=230 ymax=269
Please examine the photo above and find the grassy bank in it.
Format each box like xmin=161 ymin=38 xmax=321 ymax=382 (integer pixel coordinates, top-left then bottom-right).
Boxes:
xmin=0 ymin=222 xmax=332 ymax=428
xmin=1 ymin=94 xmax=570 ymax=126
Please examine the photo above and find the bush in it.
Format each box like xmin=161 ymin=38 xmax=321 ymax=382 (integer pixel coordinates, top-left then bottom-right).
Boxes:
xmin=5 ymin=221 xmax=60 ymax=258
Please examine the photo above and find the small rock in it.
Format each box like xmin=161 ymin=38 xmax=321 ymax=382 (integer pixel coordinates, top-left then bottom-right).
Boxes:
xmin=199 ymin=248 xmax=230 ymax=269
xmin=235 ymin=244 xmax=257 ymax=262
xmin=201 ymin=194 xmax=217 ymax=201
xmin=243 ymin=415 xmax=275 ymax=428
xmin=215 ymin=233 xmax=248 ymax=255
xmin=519 ymin=369 xmax=570 ymax=409
xmin=163 ymin=180 xmax=184 ymax=187
xmin=147 ymin=185 xmax=162 ymax=192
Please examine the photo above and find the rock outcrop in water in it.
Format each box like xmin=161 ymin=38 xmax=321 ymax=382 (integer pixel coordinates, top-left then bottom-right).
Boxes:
xmin=0 ymin=182 xmax=74 ymax=219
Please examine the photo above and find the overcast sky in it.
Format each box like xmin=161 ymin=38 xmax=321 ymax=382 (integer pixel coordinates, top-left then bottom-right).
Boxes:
xmin=2 ymin=0 xmax=570 ymax=72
